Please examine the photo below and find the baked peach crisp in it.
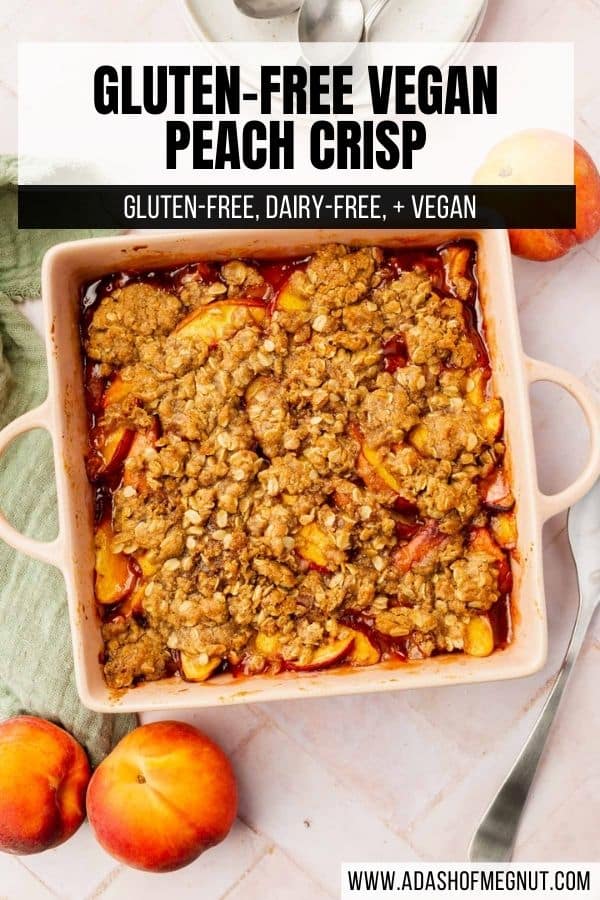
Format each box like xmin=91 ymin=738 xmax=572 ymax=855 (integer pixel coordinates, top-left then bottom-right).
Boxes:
xmin=82 ymin=242 xmax=516 ymax=689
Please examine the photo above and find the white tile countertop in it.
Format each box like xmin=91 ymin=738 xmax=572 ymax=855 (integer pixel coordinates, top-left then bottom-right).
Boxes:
xmin=2 ymin=0 xmax=600 ymax=896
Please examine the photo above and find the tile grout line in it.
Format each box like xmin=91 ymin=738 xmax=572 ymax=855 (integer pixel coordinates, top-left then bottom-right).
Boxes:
xmin=581 ymin=241 xmax=600 ymax=266
xmin=218 ymin=841 xmax=274 ymax=900
xmin=226 ymin=713 xmax=271 ymax=758
xmin=235 ymin=812 xmax=340 ymax=899
xmin=0 ymin=78 xmax=16 ymax=100
xmin=390 ymin=668 xmax=566 ymax=844
xmin=577 ymin=111 xmax=600 ymax=141
xmin=253 ymin=692 xmax=488 ymax=848
xmin=513 ymin=752 xmax=599 ymax=852
xmin=85 ymin=864 xmax=124 ymax=900
xmin=402 ymin=669 xmax=572 ymax=850
xmin=277 ymin=845 xmax=338 ymax=899
xmin=232 ymin=712 xmax=428 ymax=853
xmin=15 ymin=856 xmax=62 ymax=899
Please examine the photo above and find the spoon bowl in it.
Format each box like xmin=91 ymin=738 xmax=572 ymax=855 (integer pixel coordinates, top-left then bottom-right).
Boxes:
xmin=234 ymin=0 xmax=300 ymax=19
xmin=298 ymin=0 xmax=365 ymax=45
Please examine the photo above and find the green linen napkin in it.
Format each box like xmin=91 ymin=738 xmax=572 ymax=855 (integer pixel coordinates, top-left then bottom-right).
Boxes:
xmin=0 ymin=157 xmax=136 ymax=765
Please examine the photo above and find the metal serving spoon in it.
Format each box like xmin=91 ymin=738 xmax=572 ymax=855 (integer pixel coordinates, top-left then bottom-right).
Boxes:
xmin=298 ymin=0 xmax=392 ymax=46
xmin=469 ymin=478 xmax=600 ymax=861
xmin=234 ymin=0 xmax=299 ymax=20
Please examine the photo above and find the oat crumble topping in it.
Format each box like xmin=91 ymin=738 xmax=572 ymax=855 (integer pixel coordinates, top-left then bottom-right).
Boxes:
xmin=83 ymin=241 xmax=516 ymax=689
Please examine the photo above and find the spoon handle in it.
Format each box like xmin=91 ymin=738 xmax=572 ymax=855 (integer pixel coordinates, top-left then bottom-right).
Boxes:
xmin=468 ymin=601 xmax=595 ymax=862
xmin=363 ymin=0 xmax=391 ymax=33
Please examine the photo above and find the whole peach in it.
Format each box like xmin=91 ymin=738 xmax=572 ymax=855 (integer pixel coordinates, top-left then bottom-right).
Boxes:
xmin=0 ymin=716 xmax=90 ymax=854
xmin=86 ymin=721 xmax=237 ymax=872
xmin=474 ymin=130 xmax=600 ymax=260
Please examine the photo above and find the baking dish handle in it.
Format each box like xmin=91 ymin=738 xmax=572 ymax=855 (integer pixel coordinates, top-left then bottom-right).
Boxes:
xmin=0 ymin=401 xmax=64 ymax=568
xmin=526 ymin=356 xmax=600 ymax=522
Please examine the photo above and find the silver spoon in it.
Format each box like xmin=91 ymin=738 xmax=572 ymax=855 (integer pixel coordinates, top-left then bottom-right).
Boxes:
xmin=234 ymin=0 xmax=299 ymax=19
xmin=469 ymin=477 xmax=600 ymax=861
xmin=298 ymin=0 xmax=392 ymax=46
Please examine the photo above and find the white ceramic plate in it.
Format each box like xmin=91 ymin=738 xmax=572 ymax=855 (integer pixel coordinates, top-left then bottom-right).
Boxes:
xmin=180 ymin=0 xmax=487 ymax=46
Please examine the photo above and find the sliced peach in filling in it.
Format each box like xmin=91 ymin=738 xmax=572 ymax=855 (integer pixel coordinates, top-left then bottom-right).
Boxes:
xmin=395 ymin=517 xmax=423 ymax=540
xmin=346 ymin=630 xmax=381 ymax=666
xmin=255 ymin=632 xmax=281 ymax=659
xmin=463 ymin=615 xmax=494 ymax=657
xmin=360 ymin=443 xmax=403 ymax=494
xmin=407 ymin=423 xmax=429 ymax=456
xmin=88 ymin=377 xmax=139 ymax=478
xmin=256 ymin=631 xmax=356 ymax=671
xmin=480 ymin=467 xmax=515 ymax=511
xmin=274 ymin=278 xmax=310 ymax=312
xmin=296 ymin=522 xmax=343 ymax=571
xmin=351 ymin=425 xmax=414 ymax=506
xmin=469 ymin=526 xmax=513 ymax=594
xmin=135 ymin=551 xmax=158 ymax=579
xmin=123 ymin=419 xmax=160 ymax=489
xmin=94 ymin=425 xmax=134 ymax=476
xmin=95 ymin=519 xmax=137 ymax=605
xmin=122 ymin=552 xmax=159 ymax=616
xmin=173 ymin=299 xmax=267 ymax=345
xmin=393 ymin=522 xmax=447 ymax=575
xmin=180 ymin=654 xmax=221 ymax=682
xmin=480 ymin=398 xmax=504 ymax=442
xmin=355 ymin=449 xmax=394 ymax=496
xmin=465 ymin=367 xmax=490 ymax=406
xmin=287 ymin=634 xmax=355 ymax=671
xmin=491 ymin=511 xmax=517 ymax=550
xmin=441 ymin=243 xmax=474 ymax=300
xmin=469 ymin=525 xmax=505 ymax=561
xmin=102 ymin=374 xmax=133 ymax=408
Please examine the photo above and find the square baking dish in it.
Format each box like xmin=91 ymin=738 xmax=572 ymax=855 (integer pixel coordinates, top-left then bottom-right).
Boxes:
xmin=0 ymin=228 xmax=598 ymax=713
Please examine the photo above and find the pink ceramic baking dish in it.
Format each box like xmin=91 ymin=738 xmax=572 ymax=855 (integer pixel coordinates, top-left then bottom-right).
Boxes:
xmin=0 ymin=228 xmax=598 ymax=713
